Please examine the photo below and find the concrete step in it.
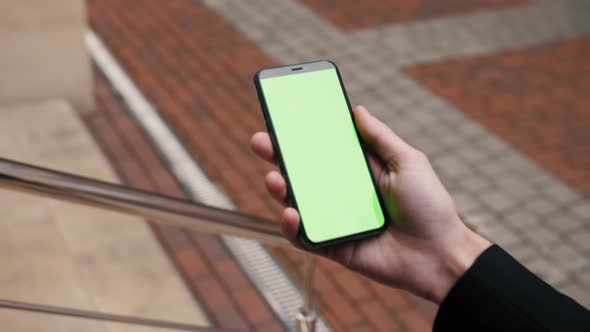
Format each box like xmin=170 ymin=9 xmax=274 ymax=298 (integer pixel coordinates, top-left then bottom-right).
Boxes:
xmin=0 ymin=99 xmax=209 ymax=331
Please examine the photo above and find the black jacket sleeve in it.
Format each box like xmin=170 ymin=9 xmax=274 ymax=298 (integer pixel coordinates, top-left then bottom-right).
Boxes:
xmin=434 ymin=245 xmax=590 ymax=332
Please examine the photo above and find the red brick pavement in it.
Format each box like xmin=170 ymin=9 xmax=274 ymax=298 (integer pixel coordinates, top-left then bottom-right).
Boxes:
xmin=86 ymin=71 xmax=284 ymax=331
xmin=88 ymin=0 xmax=435 ymax=331
xmin=407 ymin=36 xmax=590 ymax=193
xmin=299 ymin=0 xmax=529 ymax=31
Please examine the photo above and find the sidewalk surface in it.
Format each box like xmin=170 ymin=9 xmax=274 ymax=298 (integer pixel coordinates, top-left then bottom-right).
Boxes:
xmin=85 ymin=0 xmax=590 ymax=331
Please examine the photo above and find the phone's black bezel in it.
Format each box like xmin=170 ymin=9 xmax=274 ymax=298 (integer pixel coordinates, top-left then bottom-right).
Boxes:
xmin=253 ymin=60 xmax=390 ymax=249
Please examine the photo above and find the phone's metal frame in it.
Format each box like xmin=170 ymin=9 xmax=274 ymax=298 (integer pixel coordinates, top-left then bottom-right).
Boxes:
xmin=254 ymin=60 xmax=391 ymax=249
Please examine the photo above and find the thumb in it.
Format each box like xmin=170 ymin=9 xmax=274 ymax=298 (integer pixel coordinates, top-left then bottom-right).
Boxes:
xmin=353 ymin=105 xmax=412 ymax=163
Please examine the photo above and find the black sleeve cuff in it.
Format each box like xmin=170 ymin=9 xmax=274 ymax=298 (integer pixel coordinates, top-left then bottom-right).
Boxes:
xmin=433 ymin=244 xmax=590 ymax=332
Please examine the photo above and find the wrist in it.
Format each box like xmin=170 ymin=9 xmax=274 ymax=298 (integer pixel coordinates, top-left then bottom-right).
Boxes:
xmin=429 ymin=223 xmax=491 ymax=304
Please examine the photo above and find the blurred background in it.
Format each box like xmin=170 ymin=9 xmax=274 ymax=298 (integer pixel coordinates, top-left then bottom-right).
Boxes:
xmin=0 ymin=0 xmax=588 ymax=331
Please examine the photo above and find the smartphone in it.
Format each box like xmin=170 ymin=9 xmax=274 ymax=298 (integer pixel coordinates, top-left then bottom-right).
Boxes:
xmin=254 ymin=60 xmax=390 ymax=248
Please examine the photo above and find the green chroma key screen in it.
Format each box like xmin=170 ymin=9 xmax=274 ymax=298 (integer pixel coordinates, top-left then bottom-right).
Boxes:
xmin=260 ymin=68 xmax=385 ymax=243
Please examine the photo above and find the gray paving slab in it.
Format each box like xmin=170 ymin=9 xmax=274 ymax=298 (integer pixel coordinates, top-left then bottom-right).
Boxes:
xmin=350 ymin=0 xmax=590 ymax=67
xmin=526 ymin=257 xmax=568 ymax=285
xmin=508 ymin=245 xmax=537 ymax=263
xmin=546 ymin=243 xmax=588 ymax=272
xmin=545 ymin=213 xmax=585 ymax=233
xmin=568 ymin=229 xmax=590 ymax=252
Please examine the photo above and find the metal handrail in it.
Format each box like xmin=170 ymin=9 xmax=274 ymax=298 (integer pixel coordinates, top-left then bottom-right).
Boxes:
xmin=0 ymin=299 xmax=234 ymax=331
xmin=0 ymin=157 xmax=316 ymax=331
xmin=0 ymin=158 xmax=288 ymax=246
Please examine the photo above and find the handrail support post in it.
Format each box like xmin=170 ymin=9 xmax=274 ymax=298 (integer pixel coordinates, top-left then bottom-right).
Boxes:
xmin=296 ymin=254 xmax=316 ymax=332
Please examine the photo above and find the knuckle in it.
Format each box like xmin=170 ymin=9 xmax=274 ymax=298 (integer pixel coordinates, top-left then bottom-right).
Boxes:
xmin=411 ymin=149 xmax=430 ymax=163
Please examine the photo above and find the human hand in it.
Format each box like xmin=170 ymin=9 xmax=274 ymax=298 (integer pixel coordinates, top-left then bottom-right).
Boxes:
xmin=250 ymin=105 xmax=491 ymax=304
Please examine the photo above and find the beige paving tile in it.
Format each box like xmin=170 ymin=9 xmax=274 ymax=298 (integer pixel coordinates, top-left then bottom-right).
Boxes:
xmin=54 ymin=204 xmax=212 ymax=329
xmin=0 ymin=198 xmax=106 ymax=331
xmin=0 ymin=100 xmax=209 ymax=330
xmin=0 ymin=0 xmax=92 ymax=112
xmin=0 ymin=190 xmax=52 ymax=229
